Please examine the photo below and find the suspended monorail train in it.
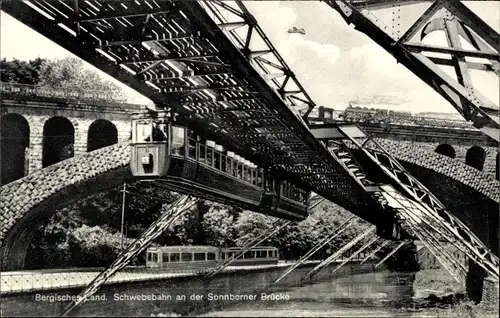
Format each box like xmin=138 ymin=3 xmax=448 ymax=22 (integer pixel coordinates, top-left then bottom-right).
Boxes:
xmin=130 ymin=113 xmax=311 ymax=221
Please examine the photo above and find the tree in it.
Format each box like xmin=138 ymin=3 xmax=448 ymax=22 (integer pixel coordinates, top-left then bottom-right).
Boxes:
xmin=201 ymin=203 xmax=236 ymax=247
xmin=233 ymin=211 xmax=276 ymax=247
xmin=0 ymin=58 xmax=45 ymax=84
xmin=38 ymin=56 xmax=124 ymax=100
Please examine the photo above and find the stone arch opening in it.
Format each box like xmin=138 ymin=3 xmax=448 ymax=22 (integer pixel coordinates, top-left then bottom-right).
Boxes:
xmin=434 ymin=144 xmax=456 ymax=159
xmin=87 ymin=119 xmax=118 ymax=152
xmin=42 ymin=117 xmax=74 ymax=168
xmin=496 ymin=153 xmax=499 ymax=181
xmin=1 ymin=114 xmax=30 ymax=185
xmin=465 ymin=146 xmax=486 ymax=171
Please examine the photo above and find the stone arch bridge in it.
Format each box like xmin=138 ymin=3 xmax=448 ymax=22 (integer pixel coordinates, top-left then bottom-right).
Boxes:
xmin=0 ymin=139 xmax=498 ymax=270
xmin=0 ymin=85 xmax=498 ymax=270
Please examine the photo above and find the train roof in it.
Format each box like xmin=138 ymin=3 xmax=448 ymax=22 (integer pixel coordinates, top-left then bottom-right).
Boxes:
xmin=147 ymin=245 xmax=220 ymax=252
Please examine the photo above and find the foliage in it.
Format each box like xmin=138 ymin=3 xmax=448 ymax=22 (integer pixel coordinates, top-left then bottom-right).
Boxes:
xmin=38 ymin=57 xmax=124 ymax=99
xmin=201 ymin=203 xmax=236 ymax=247
xmin=1 ymin=58 xmax=45 ymax=84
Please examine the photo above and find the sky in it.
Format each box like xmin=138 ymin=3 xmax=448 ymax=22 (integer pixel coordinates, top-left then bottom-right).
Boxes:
xmin=1 ymin=1 xmax=499 ymax=113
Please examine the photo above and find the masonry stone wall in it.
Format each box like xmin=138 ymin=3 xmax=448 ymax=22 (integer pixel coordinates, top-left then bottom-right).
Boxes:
xmin=1 ymin=99 xmax=134 ymax=175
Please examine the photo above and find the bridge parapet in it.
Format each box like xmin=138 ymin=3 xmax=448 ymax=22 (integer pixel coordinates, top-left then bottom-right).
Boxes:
xmin=0 ymin=82 xmax=149 ymax=112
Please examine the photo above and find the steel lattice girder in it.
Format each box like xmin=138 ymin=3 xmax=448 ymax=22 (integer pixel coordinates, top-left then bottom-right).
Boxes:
xmin=3 ymin=0 xmax=400 ymax=228
xmin=334 ymin=121 xmax=499 ymax=279
xmin=62 ymin=195 xmax=198 ymax=316
xmin=311 ymin=122 xmax=498 ymax=280
xmin=327 ymin=0 xmax=499 ymax=142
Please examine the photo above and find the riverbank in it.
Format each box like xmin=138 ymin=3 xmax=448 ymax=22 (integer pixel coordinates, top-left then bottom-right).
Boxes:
xmin=409 ymin=269 xmax=499 ymax=317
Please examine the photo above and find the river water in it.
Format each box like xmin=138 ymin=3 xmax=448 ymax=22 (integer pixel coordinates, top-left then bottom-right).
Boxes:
xmin=171 ymin=271 xmax=439 ymax=317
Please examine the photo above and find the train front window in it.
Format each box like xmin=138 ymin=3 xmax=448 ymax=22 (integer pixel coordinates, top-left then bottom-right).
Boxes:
xmin=207 ymin=253 xmax=216 ymax=261
xmin=133 ymin=120 xmax=152 ymax=143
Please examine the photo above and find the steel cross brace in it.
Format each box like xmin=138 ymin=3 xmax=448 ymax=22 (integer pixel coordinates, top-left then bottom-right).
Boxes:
xmin=202 ymin=0 xmax=316 ymax=120
xmin=204 ymin=220 xmax=292 ymax=280
xmin=301 ymin=225 xmax=377 ymax=282
xmin=324 ymin=0 xmax=499 ymax=142
xmin=273 ymin=215 xmax=359 ymax=284
xmin=62 ymin=195 xmax=198 ymax=317
xmin=331 ymin=235 xmax=379 ymax=274
xmin=336 ymin=125 xmax=499 ymax=279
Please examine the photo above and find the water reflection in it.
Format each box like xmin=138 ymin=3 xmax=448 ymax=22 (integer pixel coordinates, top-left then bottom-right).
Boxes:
xmin=186 ymin=272 xmax=421 ymax=317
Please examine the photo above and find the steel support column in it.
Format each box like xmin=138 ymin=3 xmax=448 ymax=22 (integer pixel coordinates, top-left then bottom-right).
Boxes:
xmin=62 ymin=195 xmax=198 ymax=317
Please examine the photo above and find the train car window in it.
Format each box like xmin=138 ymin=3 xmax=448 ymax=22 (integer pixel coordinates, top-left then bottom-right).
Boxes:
xmin=194 ymin=253 xmax=205 ymax=261
xmin=206 ymin=141 xmax=215 ymax=166
xmin=152 ymin=253 xmax=158 ymax=262
xmin=200 ymin=142 xmax=207 ymax=163
xmin=170 ymin=253 xmax=180 ymax=262
xmin=171 ymin=126 xmax=185 ymax=155
xmin=232 ymin=161 xmax=238 ymax=177
xmin=250 ymin=251 xmax=256 ymax=258
xmin=243 ymin=251 xmax=251 ymax=259
xmin=257 ymin=251 xmax=265 ymax=258
xmin=220 ymin=153 xmax=226 ymax=172
xmin=162 ymin=252 xmax=169 ymax=262
xmin=147 ymin=252 xmax=152 ymax=262
xmin=207 ymin=253 xmax=216 ymax=261
xmin=188 ymin=137 xmax=196 ymax=159
xmin=181 ymin=253 xmax=193 ymax=262
xmin=133 ymin=120 xmax=153 ymax=143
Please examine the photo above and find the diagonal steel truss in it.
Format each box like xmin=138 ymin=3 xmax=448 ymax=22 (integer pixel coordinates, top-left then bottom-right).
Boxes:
xmin=331 ymin=235 xmax=379 ymax=274
xmin=62 ymin=195 xmax=198 ymax=317
xmin=300 ymin=225 xmax=377 ymax=282
xmin=374 ymin=240 xmax=409 ymax=269
xmin=273 ymin=215 xmax=359 ymax=284
xmin=360 ymin=239 xmax=391 ymax=264
xmin=325 ymin=0 xmax=499 ymax=142
xmin=336 ymin=125 xmax=499 ymax=280
xmin=310 ymin=122 xmax=498 ymax=281
xmin=204 ymin=219 xmax=292 ymax=279
xmin=201 ymin=0 xmax=317 ymax=121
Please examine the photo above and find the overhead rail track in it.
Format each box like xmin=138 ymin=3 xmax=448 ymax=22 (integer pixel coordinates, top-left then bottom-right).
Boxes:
xmin=1 ymin=0 xmax=401 ymax=230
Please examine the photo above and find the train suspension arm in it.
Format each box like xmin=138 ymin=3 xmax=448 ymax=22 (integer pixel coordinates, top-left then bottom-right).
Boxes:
xmin=331 ymin=235 xmax=379 ymax=274
xmin=62 ymin=195 xmax=198 ymax=317
xmin=301 ymin=225 xmax=376 ymax=282
xmin=205 ymin=220 xmax=292 ymax=280
xmin=273 ymin=215 xmax=359 ymax=284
